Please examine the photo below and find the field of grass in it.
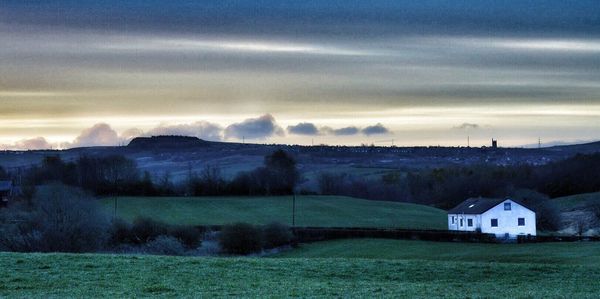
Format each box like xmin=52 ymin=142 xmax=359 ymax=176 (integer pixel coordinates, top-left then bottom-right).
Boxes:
xmin=100 ymin=195 xmax=446 ymax=229
xmin=276 ymin=238 xmax=600 ymax=264
xmin=2 ymin=240 xmax=600 ymax=297
xmin=553 ymin=191 xmax=600 ymax=211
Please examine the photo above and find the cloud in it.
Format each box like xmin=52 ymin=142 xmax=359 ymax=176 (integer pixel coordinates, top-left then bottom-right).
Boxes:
xmin=224 ymin=114 xmax=284 ymax=140
xmin=454 ymin=123 xmax=480 ymax=130
xmin=361 ymin=123 xmax=390 ymax=136
xmin=0 ymin=137 xmax=54 ymax=150
xmin=146 ymin=121 xmax=223 ymax=141
xmin=287 ymin=122 xmax=320 ymax=135
xmin=14 ymin=137 xmax=53 ymax=150
xmin=330 ymin=126 xmax=360 ymax=136
xmin=70 ymin=123 xmax=121 ymax=147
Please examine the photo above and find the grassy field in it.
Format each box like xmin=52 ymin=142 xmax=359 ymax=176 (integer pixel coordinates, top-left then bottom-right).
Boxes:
xmin=100 ymin=195 xmax=446 ymax=229
xmin=2 ymin=240 xmax=600 ymax=297
xmin=553 ymin=191 xmax=600 ymax=211
xmin=276 ymin=238 xmax=600 ymax=264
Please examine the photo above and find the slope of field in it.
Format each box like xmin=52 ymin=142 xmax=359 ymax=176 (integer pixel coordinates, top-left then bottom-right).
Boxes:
xmin=100 ymin=196 xmax=446 ymax=229
xmin=553 ymin=192 xmax=600 ymax=211
xmin=276 ymin=239 xmax=600 ymax=264
xmin=1 ymin=250 xmax=600 ymax=297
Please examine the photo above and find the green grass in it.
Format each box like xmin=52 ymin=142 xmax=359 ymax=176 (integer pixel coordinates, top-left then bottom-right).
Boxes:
xmin=553 ymin=191 xmax=600 ymax=212
xmin=275 ymin=238 xmax=600 ymax=264
xmin=2 ymin=248 xmax=600 ymax=298
xmin=101 ymin=195 xmax=446 ymax=229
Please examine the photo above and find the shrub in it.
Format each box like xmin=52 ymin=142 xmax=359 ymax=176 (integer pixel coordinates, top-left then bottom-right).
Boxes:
xmin=131 ymin=217 xmax=169 ymax=244
xmin=262 ymin=222 xmax=293 ymax=249
xmin=109 ymin=218 xmax=134 ymax=245
xmin=144 ymin=235 xmax=186 ymax=256
xmin=509 ymin=189 xmax=561 ymax=231
xmin=169 ymin=225 xmax=203 ymax=249
xmin=0 ymin=184 xmax=110 ymax=253
xmin=219 ymin=222 xmax=263 ymax=255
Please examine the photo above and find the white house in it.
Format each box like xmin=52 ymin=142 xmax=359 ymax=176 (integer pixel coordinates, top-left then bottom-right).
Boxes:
xmin=448 ymin=198 xmax=536 ymax=238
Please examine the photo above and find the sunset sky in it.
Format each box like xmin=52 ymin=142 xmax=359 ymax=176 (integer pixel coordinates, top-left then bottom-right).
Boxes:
xmin=1 ymin=1 xmax=599 ymax=149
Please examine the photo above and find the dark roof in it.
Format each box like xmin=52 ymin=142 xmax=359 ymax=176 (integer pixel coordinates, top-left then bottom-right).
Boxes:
xmin=0 ymin=181 xmax=12 ymax=191
xmin=448 ymin=198 xmax=507 ymax=214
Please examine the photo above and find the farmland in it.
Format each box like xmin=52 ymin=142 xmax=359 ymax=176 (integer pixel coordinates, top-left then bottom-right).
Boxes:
xmin=276 ymin=238 xmax=600 ymax=264
xmin=553 ymin=191 xmax=600 ymax=212
xmin=2 ymin=239 xmax=600 ymax=297
xmin=100 ymin=195 xmax=446 ymax=229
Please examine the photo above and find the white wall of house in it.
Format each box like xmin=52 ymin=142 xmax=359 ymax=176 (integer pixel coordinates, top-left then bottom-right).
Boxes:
xmin=448 ymin=199 xmax=536 ymax=237
xmin=480 ymin=200 xmax=536 ymax=237
xmin=447 ymin=214 xmax=481 ymax=232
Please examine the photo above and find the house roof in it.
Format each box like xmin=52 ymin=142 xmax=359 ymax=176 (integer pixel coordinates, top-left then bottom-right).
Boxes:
xmin=448 ymin=197 xmax=508 ymax=214
xmin=0 ymin=180 xmax=12 ymax=192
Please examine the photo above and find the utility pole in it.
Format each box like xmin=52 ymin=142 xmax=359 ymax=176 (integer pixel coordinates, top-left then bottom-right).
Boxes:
xmin=114 ymin=196 xmax=118 ymax=218
xmin=292 ymin=193 xmax=296 ymax=227
xmin=467 ymin=136 xmax=470 ymax=147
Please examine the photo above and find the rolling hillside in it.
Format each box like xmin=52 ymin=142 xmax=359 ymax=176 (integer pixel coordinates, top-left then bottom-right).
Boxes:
xmin=553 ymin=192 xmax=600 ymax=234
xmin=100 ymin=195 xmax=447 ymax=229
xmin=553 ymin=192 xmax=600 ymax=212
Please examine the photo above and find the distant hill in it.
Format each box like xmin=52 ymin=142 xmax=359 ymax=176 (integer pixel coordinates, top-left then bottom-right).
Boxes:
xmin=127 ymin=136 xmax=210 ymax=149
xmin=2 ymin=135 xmax=600 ymax=187
xmin=547 ymin=140 xmax=600 ymax=153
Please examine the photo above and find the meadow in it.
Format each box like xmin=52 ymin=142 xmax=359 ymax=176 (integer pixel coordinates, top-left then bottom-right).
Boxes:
xmin=100 ymin=195 xmax=447 ymax=229
xmin=2 ymin=239 xmax=600 ymax=297
xmin=553 ymin=191 xmax=600 ymax=211
xmin=276 ymin=238 xmax=600 ymax=264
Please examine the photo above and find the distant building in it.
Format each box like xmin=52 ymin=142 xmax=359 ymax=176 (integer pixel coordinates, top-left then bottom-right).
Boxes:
xmin=0 ymin=180 xmax=13 ymax=207
xmin=447 ymin=198 xmax=536 ymax=238
xmin=491 ymin=139 xmax=498 ymax=148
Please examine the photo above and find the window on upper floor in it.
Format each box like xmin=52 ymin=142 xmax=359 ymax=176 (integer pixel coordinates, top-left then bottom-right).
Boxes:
xmin=518 ymin=218 xmax=525 ymax=226
xmin=504 ymin=202 xmax=511 ymax=211
xmin=467 ymin=219 xmax=473 ymax=227
xmin=491 ymin=219 xmax=498 ymax=227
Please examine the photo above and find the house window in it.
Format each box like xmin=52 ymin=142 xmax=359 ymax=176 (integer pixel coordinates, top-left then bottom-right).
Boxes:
xmin=518 ymin=218 xmax=525 ymax=226
xmin=460 ymin=219 xmax=463 ymax=227
xmin=451 ymin=216 xmax=455 ymax=224
xmin=504 ymin=202 xmax=511 ymax=211
xmin=467 ymin=219 xmax=473 ymax=227
xmin=491 ymin=219 xmax=498 ymax=227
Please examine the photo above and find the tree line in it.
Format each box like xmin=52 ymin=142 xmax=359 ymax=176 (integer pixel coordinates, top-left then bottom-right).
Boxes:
xmin=315 ymin=153 xmax=600 ymax=208
xmin=7 ymin=149 xmax=299 ymax=198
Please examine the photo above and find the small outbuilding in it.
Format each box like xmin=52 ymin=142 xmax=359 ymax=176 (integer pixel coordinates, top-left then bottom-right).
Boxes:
xmin=448 ymin=198 xmax=536 ymax=238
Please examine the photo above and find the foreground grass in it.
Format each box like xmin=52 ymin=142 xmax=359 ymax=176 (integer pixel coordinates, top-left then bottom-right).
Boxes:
xmin=1 ymin=249 xmax=600 ymax=298
xmin=100 ymin=195 xmax=446 ymax=229
xmin=276 ymin=238 xmax=600 ymax=264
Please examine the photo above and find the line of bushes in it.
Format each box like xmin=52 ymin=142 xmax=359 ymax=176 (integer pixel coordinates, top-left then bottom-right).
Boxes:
xmin=219 ymin=222 xmax=295 ymax=255
xmin=0 ymin=184 xmax=299 ymax=256
xmin=291 ymin=227 xmax=498 ymax=243
xmin=0 ymin=184 xmax=204 ymax=256
xmin=109 ymin=217 xmax=203 ymax=252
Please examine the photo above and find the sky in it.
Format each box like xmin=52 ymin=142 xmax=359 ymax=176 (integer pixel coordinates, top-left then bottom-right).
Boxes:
xmin=1 ymin=0 xmax=599 ymax=149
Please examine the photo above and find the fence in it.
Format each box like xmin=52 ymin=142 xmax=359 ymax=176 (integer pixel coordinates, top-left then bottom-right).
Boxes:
xmin=195 ymin=224 xmax=600 ymax=244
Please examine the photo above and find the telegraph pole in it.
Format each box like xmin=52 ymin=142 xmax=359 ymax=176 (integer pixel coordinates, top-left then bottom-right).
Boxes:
xmin=292 ymin=192 xmax=296 ymax=227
